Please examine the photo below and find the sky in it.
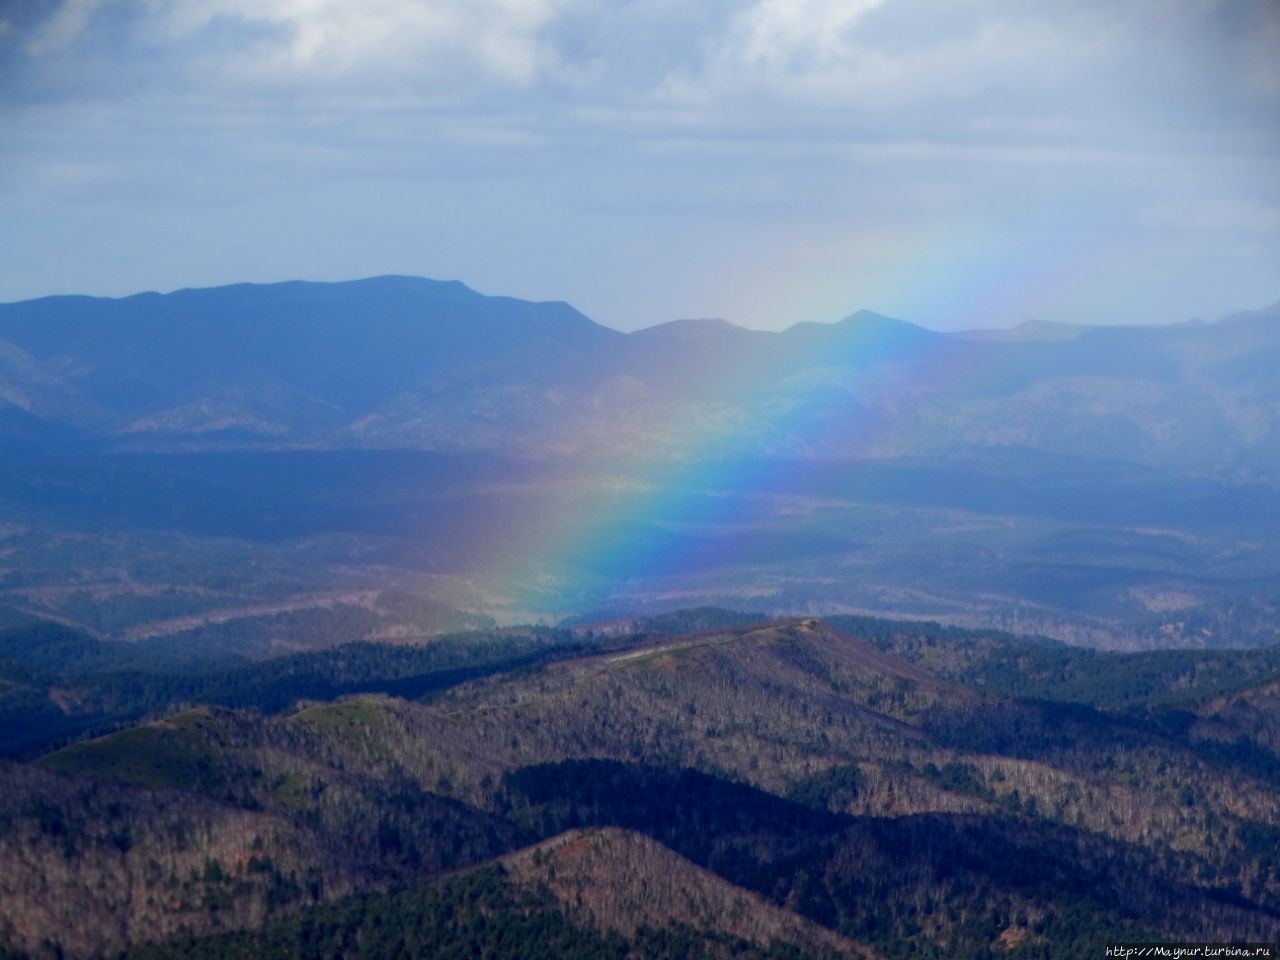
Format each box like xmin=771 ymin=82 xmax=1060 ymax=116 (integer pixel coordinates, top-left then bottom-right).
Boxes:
xmin=1 ymin=0 xmax=1277 ymax=332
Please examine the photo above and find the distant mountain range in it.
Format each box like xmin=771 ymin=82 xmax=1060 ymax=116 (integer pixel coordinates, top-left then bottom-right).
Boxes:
xmin=1 ymin=277 xmax=1278 ymax=648
xmin=2 ymin=276 xmax=1278 ymax=469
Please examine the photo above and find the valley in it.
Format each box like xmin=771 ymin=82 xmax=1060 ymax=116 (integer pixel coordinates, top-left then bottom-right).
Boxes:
xmin=1 ymin=446 xmax=1276 ymax=652
xmin=2 ymin=278 xmax=1277 ymax=650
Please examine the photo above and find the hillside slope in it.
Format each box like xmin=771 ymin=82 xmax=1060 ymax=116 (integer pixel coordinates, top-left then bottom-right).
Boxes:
xmin=503 ymin=827 xmax=876 ymax=958
xmin=4 ymin=617 xmax=1280 ymax=957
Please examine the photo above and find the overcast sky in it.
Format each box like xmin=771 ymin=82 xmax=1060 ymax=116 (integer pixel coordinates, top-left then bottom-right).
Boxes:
xmin=1 ymin=0 xmax=1277 ymax=331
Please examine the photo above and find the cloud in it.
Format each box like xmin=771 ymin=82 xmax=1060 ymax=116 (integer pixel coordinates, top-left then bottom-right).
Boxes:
xmin=1 ymin=0 xmax=1276 ymax=330
xmin=131 ymin=0 xmax=573 ymax=91
xmin=730 ymin=0 xmax=887 ymax=71
xmin=23 ymin=0 xmax=101 ymax=55
xmin=644 ymin=0 xmax=1277 ymax=155
xmin=10 ymin=0 xmax=1278 ymax=147
xmin=5 ymin=0 xmax=580 ymax=111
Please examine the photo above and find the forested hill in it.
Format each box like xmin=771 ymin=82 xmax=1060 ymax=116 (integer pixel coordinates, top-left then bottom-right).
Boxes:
xmin=2 ymin=613 xmax=1280 ymax=959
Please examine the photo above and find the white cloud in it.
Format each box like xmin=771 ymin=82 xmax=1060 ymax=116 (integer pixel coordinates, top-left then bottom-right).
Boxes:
xmin=733 ymin=0 xmax=886 ymax=70
xmin=656 ymin=0 xmax=1131 ymax=134
xmin=24 ymin=0 xmax=102 ymax=55
xmin=124 ymin=0 xmax=573 ymax=90
xmin=1242 ymin=6 xmax=1280 ymax=97
xmin=14 ymin=0 xmax=1278 ymax=150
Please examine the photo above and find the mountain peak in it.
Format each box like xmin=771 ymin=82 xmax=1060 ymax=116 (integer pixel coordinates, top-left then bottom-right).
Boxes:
xmin=781 ymin=309 xmax=935 ymax=347
xmin=1218 ymin=300 xmax=1280 ymax=327
xmin=839 ymin=308 xmax=899 ymax=324
xmin=951 ymin=318 xmax=1093 ymax=342
xmin=630 ymin=316 xmax=754 ymax=341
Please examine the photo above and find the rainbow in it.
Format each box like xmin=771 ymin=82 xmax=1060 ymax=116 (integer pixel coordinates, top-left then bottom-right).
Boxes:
xmin=485 ymin=230 xmax=1107 ymax=613
xmin=497 ymin=318 xmax=936 ymax=610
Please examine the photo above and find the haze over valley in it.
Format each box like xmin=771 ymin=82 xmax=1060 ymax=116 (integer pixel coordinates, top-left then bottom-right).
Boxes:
xmin=2 ymin=276 xmax=1277 ymax=651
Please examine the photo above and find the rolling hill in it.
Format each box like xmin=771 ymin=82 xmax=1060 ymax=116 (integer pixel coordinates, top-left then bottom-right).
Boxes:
xmin=3 ymin=615 xmax=1280 ymax=958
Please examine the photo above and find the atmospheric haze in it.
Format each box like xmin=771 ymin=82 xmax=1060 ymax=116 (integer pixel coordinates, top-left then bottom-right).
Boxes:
xmin=2 ymin=0 xmax=1278 ymax=331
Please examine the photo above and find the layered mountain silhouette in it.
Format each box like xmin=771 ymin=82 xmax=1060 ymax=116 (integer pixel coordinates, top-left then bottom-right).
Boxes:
xmin=2 ymin=277 xmax=1278 ymax=649
xmin=2 ymin=276 xmax=1277 ymax=468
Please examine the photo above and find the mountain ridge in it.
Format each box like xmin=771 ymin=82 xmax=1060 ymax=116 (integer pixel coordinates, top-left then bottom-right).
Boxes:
xmin=6 ymin=274 xmax=1272 ymax=336
xmin=2 ymin=275 xmax=1278 ymax=650
xmin=3 ymin=274 xmax=1277 ymax=468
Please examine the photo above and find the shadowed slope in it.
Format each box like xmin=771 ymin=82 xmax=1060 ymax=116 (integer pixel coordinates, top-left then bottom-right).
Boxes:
xmin=503 ymin=827 xmax=878 ymax=958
